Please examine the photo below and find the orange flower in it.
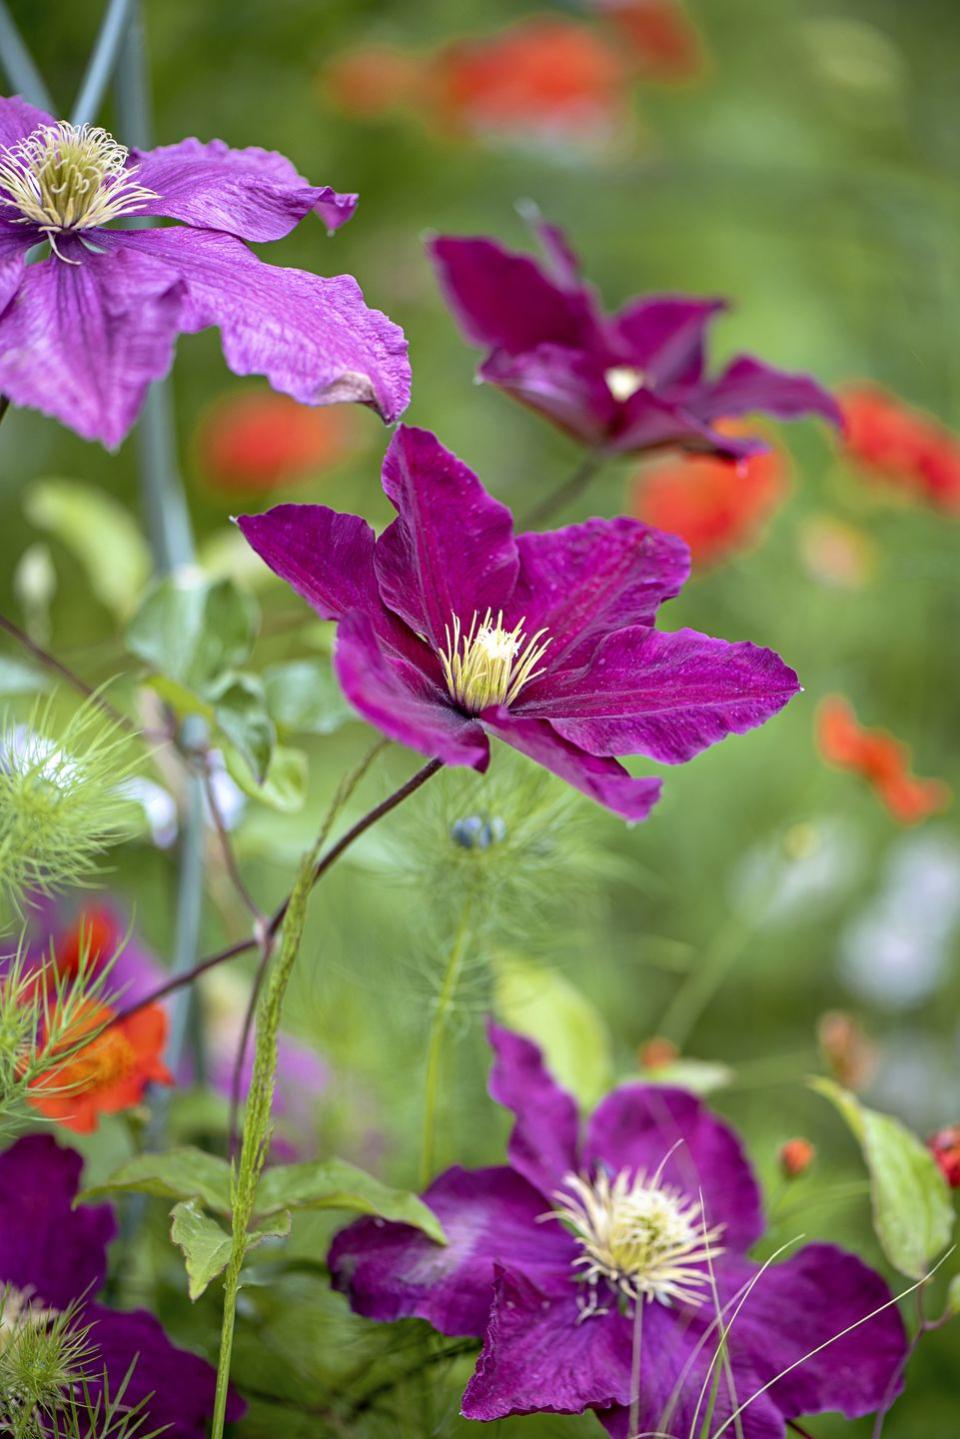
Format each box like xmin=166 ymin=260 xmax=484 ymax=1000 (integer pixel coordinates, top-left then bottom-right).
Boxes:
xmin=29 ymin=1001 xmax=172 ymax=1134
xmin=323 ymin=44 xmax=423 ymax=119
xmin=197 ymin=389 xmax=359 ymax=493
xmin=816 ymin=696 xmax=950 ymax=824
xmin=631 ymin=440 xmax=787 ymax=568
xmin=839 ymin=383 xmax=960 ymax=513
xmin=798 ymin=513 xmax=874 ymax=590
xmin=596 ymin=0 xmax=707 ymax=82
xmin=778 ymin=1138 xmax=816 ymax=1179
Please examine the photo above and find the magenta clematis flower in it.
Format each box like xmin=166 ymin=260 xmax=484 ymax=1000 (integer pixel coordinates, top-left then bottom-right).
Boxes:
xmin=0 ymin=1134 xmax=241 ymax=1436
xmin=429 ymin=215 xmax=842 ymax=461
xmin=238 ymin=424 xmax=799 ymax=822
xmin=0 ymin=96 xmax=410 ymax=446
xmin=329 ymin=1023 xmax=907 ymax=1435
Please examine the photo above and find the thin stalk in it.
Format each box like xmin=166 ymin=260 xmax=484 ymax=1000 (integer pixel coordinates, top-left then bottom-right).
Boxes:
xmin=0 ymin=611 xmax=136 ymax=735
xmin=71 ymin=0 xmax=135 ymax=127
xmin=0 ymin=2 xmax=54 ymax=111
xmin=420 ymin=894 xmax=474 ymax=1187
xmin=522 ymin=452 xmax=603 ymax=528
xmin=657 ymin=910 xmax=754 ymax=1049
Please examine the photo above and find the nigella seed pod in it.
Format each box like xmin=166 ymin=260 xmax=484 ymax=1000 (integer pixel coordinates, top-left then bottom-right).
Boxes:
xmin=451 ymin=814 xmax=507 ymax=849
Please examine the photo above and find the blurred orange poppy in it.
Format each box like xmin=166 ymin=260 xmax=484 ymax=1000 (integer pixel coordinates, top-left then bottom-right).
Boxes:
xmin=29 ymin=1001 xmax=172 ymax=1134
xmin=595 ymin=0 xmax=706 ymax=82
xmin=816 ymin=696 xmax=950 ymax=824
xmin=840 ymin=383 xmax=960 ymax=513
xmin=197 ymin=389 xmax=359 ymax=493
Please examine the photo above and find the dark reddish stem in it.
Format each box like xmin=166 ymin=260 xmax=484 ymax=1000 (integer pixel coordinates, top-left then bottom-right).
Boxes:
xmin=0 ymin=610 xmax=135 ymax=735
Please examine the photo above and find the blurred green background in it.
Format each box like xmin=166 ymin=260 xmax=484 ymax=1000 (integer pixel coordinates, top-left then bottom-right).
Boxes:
xmin=1 ymin=1 xmax=958 ymax=1434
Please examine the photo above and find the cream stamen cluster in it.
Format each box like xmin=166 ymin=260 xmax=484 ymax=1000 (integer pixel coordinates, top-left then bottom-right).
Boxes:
xmin=604 ymin=365 xmax=647 ymax=402
xmin=549 ymin=1168 xmax=725 ymax=1310
xmin=439 ymin=609 xmax=550 ymax=713
xmin=0 ymin=122 xmax=157 ymax=243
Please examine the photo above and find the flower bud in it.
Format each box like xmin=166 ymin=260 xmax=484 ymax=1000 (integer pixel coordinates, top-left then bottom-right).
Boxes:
xmin=928 ymin=1125 xmax=960 ymax=1188
xmin=639 ymin=1036 xmax=679 ymax=1071
xmin=779 ymin=1137 xmax=815 ymax=1179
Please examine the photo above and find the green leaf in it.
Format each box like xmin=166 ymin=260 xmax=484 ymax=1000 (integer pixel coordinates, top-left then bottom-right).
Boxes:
xmin=25 ymin=479 xmax=151 ymax=618
xmin=642 ymin=1058 xmax=734 ymax=1095
xmin=210 ymin=672 xmax=275 ymax=783
xmin=263 ymin=659 xmax=353 ymax=736
xmin=78 ymin=1147 xmax=232 ymax=1216
xmin=254 ymin=1158 xmax=446 ymax=1243
xmin=225 ymin=740 xmax=307 ymax=812
xmin=0 ymin=655 xmax=51 ymax=696
xmin=946 ymin=1273 xmax=960 ymax=1320
xmin=492 ymin=952 xmax=613 ymax=1108
xmin=170 ymin=1200 xmax=232 ymax=1300
xmin=125 ymin=574 xmax=259 ymax=692
xmin=811 ymin=1078 xmax=954 ymax=1278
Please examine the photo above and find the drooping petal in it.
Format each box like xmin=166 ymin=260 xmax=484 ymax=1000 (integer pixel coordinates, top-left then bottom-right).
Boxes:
xmin=694 ymin=354 xmax=844 ymax=429
xmin=429 ymin=234 xmax=599 ymax=355
xmin=461 ymin=1265 xmax=634 ymax=1420
xmin=0 ymin=242 xmax=184 ymax=448
xmin=83 ymin=1304 xmax=243 ymax=1439
xmin=717 ymin=1245 xmax=908 ymax=1424
xmin=609 ymin=295 xmax=727 ymax=388
xmin=478 ymin=343 xmax=616 ymax=447
xmin=328 ymin=1165 xmax=574 ymax=1337
xmin=0 ymin=1134 xmax=115 ymax=1309
xmin=582 ymin=1084 xmax=764 ymax=1251
xmin=486 ymin=1021 xmax=580 ymax=1197
xmin=130 ymin=137 xmax=357 ymax=240
xmin=508 ymin=518 xmax=690 ymax=673
xmin=486 ymin=712 xmax=662 ymax=823
xmin=334 ymin=609 xmax=490 ymax=768
xmin=521 ymin=625 xmax=800 ymax=763
xmin=237 ymin=504 xmax=380 ymax=622
xmin=374 ymin=426 xmax=518 ymax=648
xmin=110 ymin=226 xmax=410 ymax=423
xmin=0 ymin=94 xmax=57 ymax=150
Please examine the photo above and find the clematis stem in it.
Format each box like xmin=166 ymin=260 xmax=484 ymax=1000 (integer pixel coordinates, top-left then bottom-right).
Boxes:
xmin=522 ymin=451 xmax=603 ymax=528
xmin=420 ymin=892 xmax=475 ymax=1187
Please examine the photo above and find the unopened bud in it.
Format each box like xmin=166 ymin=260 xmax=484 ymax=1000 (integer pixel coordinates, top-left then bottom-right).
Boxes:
xmin=639 ymin=1036 xmax=679 ymax=1071
xmin=817 ymin=1009 xmax=878 ymax=1091
xmin=779 ymin=1137 xmax=815 ymax=1179
xmin=928 ymin=1125 xmax=960 ymax=1189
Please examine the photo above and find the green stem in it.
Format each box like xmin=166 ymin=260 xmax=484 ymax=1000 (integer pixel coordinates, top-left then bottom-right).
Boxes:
xmin=420 ymin=895 xmax=474 ymax=1187
xmin=657 ymin=910 xmax=754 ymax=1050
xmin=522 ymin=452 xmax=603 ymax=528
xmin=211 ymin=1264 xmax=240 ymax=1438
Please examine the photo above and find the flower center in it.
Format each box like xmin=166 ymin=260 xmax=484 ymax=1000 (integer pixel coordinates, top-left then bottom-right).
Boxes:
xmin=550 ymin=1168 xmax=725 ymax=1312
xmin=0 ymin=122 xmax=157 ymax=239
xmin=439 ymin=609 xmax=550 ymax=714
xmin=605 ymin=365 xmax=646 ymax=402
xmin=65 ymin=1026 xmax=138 ymax=1095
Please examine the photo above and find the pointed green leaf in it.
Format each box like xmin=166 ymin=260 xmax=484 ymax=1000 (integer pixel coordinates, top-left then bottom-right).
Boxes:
xmin=225 ymin=740 xmax=307 ymax=811
xmin=641 ymin=1058 xmax=734 ymax=1096
xmin=811 ymin=1078 xmax=954 ymax=1278
xmin=170 ymin=1200 xmax=232 ymax=1300
xmin=254 ymin=1159 xmax=445 ymax=1243
xmin=25 ymin=479 xmax=151 ymax=618
xmin=263 ymin=659 xmax=353 ymax=736
xmin=78 ymin=1147 xmax=232 ymax=1216
xmin=126 ymin=574 xmax=259 ymax=692
xmin=493 ymin=952 xmax=613 ymax=1108
xmin=210 ymin=672 xmax=275 ymax=783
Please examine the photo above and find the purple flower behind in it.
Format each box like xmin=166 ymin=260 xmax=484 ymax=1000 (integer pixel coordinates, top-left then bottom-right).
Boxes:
xmin=0 ymin=1134 xmax=242 ymax=1436
xmin=239 ymin=424 xmax=800 ymax=822
xmin=329 ymin=1023 xmax=907 ymax=1434
xmin=429 ymin=214 xmax=841 ymax=462
xmin=0 ymin=98 xmax=410 ymax=447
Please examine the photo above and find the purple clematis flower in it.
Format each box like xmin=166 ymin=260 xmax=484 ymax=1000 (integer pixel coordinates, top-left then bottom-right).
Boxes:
xmin=329 ymin=1023 xmax=907 ymax=1436
xmin=429 ymin=215 xmax=842 ymax=462
xmin=0 ymin=1133 xmax=241 ymax=1436
xmin=0 ymin=96 xmax=410 ymax=447
xmin=238 ymin=424 xmax=799 ymax=822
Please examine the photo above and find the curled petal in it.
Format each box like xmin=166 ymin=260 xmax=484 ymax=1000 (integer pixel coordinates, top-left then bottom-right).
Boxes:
xmin=487 ymin=1021 xmax=580 ymax=1197
xmin=695 ymin=354 xmax=844 ymax=429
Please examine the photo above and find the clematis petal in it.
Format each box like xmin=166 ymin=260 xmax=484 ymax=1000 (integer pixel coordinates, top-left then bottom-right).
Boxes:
xmin=109 ymin=226 xmax=410 ymax=423
xmin=429 ymin=234 xmax=599 ymax=355
xmin=83 ymin=1304 xmax=243 ymax=1439
xmin=508 ymin=518 xmax=690 ymax=672
xmin=694 ymin=354 xmax=844 ymax=429
xmin=486 ymin=1020 xmax=580 ymax=1197
xmin=329 ymin=1165 xmax=573 ymax=1337
xmin=478 ymin=343 xmax=616 ymax=447
xmin=486 ymin=712 xmax=662 ymax=823
xmin=611 ymin=384 xmax=769 ymax=460
xmin=462 ymin=1265 xmax=634 ymax=1420
xmin=609 ymin=294 xmax=727 ymax=388
xmin=334 ymin=609 xmax=490 ymax=768
xmin=374 ymin=426 xmax=518 ymax=648
xmin=131 ymin=137 xmax=357 ymax=240
xmin=0 ymin=94 xmax=57 ymax=149
xmin=0 ymin=243 xmax=184 ymax=448
xmin=522 ymin=625 xmax=800 ymax=763
xmin=0 ymin=222 xmax=33 ymax=309
xmin=583 ymin=1084 xmax=764 ymax=1251
xmin=0 ymin=1134 xmax=115 ymax=1310
xmin=237 ymin=504 xmax=381 ymax=622
xmin=717 ymin=1245 xmax=908 ymax=1424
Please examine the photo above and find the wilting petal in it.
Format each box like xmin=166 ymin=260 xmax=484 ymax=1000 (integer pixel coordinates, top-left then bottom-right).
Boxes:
xmin=329 ymin=1165 xmax=573 ymax=1337
xmin=508 ymin=518 xmax=690 ymax=672
xmin=609 ymin=295 xmax=726 ymax=388
xmin=0 ymin=1135 xmax=115 ymax=1309
xmin=718 ymin=1245 xmax=908 ymax=1423
xmin=487 ymin=1021 xmax=580 ymax=1196
xmin=111 ymin=226 xmax=409 ymax=422
xmin=486 ymin=712 xmax=662 ymax=823
xmin=479 ymin=343 xmax=616 ymax=447
xmin=0 ymin=94 xmax=56 ymax=149
xmin=523 ymin=625 xmax=799 ymax=763
xmin=462 ymin=1266 xmax=634 ymax=1420
xmin=429 ymin=235 xmax=599 ymax=355
xmin=237 ymin=504 xmax=380 ymax=622
xmin=375 ymin=426 xmax=518 ymax=648
xmin=84 ymin=1304 xmax=243 ymax=1438
xmin=0 ymin=243 xmax=183 ymax=448
xmin=334 ymin=609 xmax=490 ymax=768
xmin=695 ymin=354 xmax=843 ymax=428
xmin=583 ymin=1084 xmax=764 ymax=1251
xmin=131 ymin=137 xmax=357 ymax=240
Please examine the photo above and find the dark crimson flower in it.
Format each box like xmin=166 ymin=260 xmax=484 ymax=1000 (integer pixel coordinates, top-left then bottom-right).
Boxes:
xmin=630 ymin=427 xmax=788 ymax=568
xmin=595 ymin=0 xmax=707 ymax=83
xmin=817 ymin=696 xmax=951 ymax=825
xmin=196 ymin=387 xmax=360 ymax=492
xmin=928 ymin=1126 xmax=960 ymax=1188
xmin=329 ymin=1023 xmax=907 ymax=1433
xmin=0 ymin=96 xmax=409 ymax=447
xmin=239 ymin=425 xmax=800 ymax=822
xmin=0 ymin=1134 xmax=241 ymax=1435
xmin=429 ymin=216 xmax=841 ymax=462
xmin=840 ymin=383 xmax=960 ymax=513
